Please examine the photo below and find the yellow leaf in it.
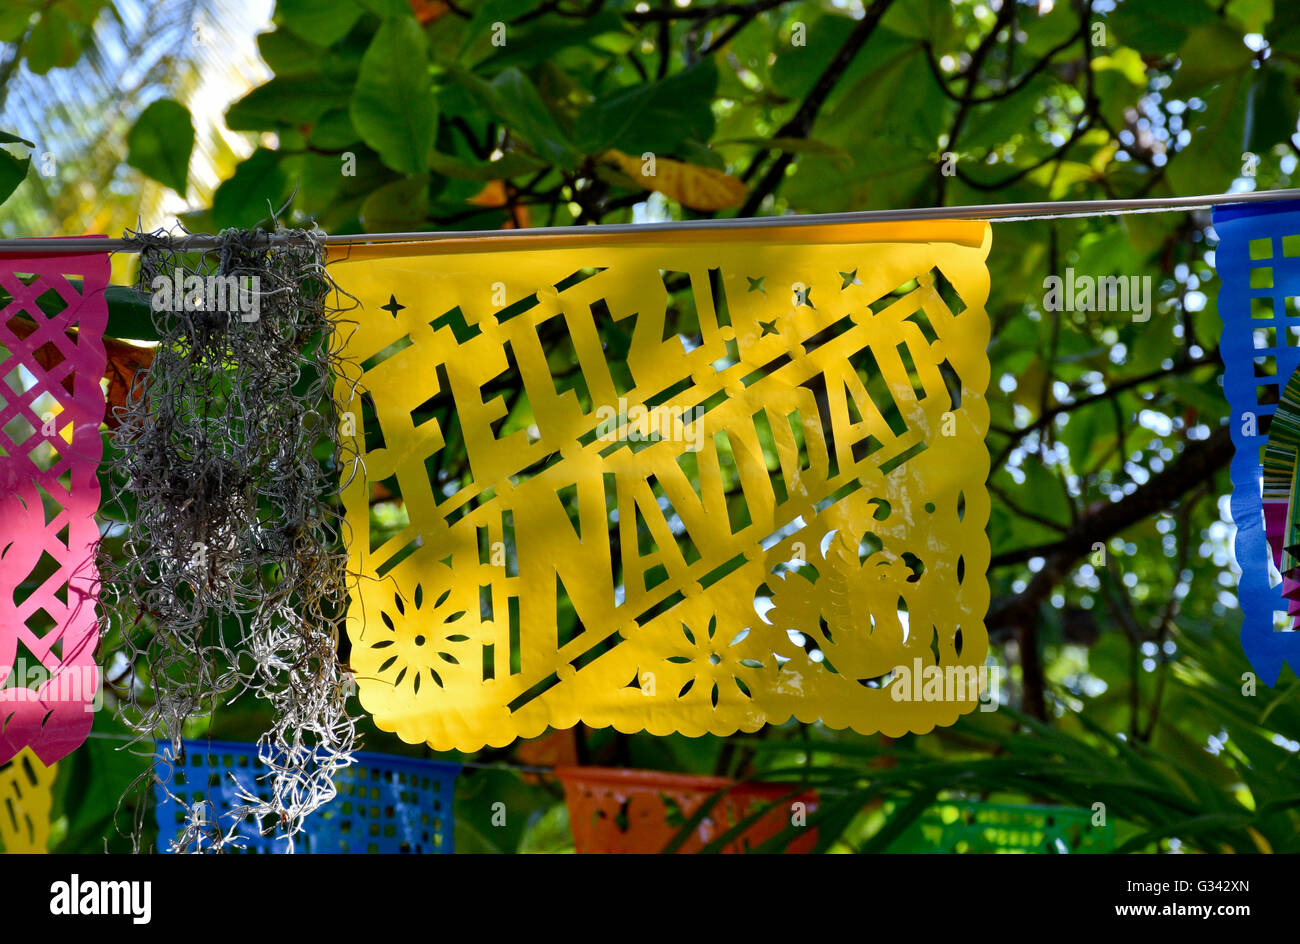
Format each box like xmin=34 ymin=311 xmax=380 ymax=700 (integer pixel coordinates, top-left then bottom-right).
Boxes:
xmin=469 ymin=179 xmax=507 ymax=207
xmin=603 ymin=149 xmax=747 ymax=211
xmin=1092 ymin=47 xmax=1148 ymax=87
xmin=1248 ymin=827 xmax=1273 ymax=854
xmin=1090 ymin=142 xmax=1119 ymax=175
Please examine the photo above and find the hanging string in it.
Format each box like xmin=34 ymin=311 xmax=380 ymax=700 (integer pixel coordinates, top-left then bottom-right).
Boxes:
xmin=1 ymin=188 xmax=1296 ymax=254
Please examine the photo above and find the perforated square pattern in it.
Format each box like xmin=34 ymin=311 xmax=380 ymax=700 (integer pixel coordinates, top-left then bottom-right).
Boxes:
xmin=556 ymin=766 xmax=817 ymax=853
xmin=153 ymin=741 xmax=460 ymax=854
xmin=330 ymin=221 xmax=992 ymax=752
xmin=1215 ymin=201 xmax=1300 ymax=683
xmin=886 ymin=801 xmax=1114 ymax=854
xmin=0 ymin=248 xmax=108 ymax=766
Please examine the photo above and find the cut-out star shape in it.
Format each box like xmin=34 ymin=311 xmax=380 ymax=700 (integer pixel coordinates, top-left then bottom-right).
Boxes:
xmin=758 ymin=318 xmax=780 ymax=337
xmin=381 ymin=294 xmax=406 ymax=318
xmin=746 ymin=276 xmax=766 ymax=293
xmin=793 ymin=285 xmax=813 ymax=308
xmin=839 ymin=269 xmax=862 ymax=289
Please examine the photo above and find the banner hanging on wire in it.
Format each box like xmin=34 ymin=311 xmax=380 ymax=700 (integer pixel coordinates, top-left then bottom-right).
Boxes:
xmin=1215 ymin=200 xmax=1300 ymax=683
xmin=154 ymin=740 xmax=459 ymax=854
xmin=0 ymin=247 xmax=107 ymax=765
xmin=0 ymin=748 xmax=57 ymax=853
xmin=556 ymin=765 xmax=818 ymax=854
xmin=331 ymin=221 xmax=992 ymax=751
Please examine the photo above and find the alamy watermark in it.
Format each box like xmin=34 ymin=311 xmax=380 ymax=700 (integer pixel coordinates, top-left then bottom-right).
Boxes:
xmin=50 ymin=875 xmax=151 ymax=924
xmin=594 ymin=397 xmax=705 ymax=452
xmin=149 ymin=270 xmax=261 ymax=322
xmin=2 ymin=659 xmax=102 ymax=713
xmin=889 ymin=658 xmax=1001 ymax=711
xmin=1043 ymin=268 xmax=1152 ymax=322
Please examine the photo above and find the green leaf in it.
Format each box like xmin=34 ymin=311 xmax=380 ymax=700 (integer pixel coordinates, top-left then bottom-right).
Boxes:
xmin=780 ymin=40 xmax=940 ymax=213
xmin=350 ymin=17 xmax=437 ymax=175
xmin=429 ymin=149 xmax=547 ymax=181
xmin=281 ymin=151 xmax=347 ymax=212
xmin=257 ymin=26 xmax=368 ymax=79
xmin=360 ymin=175 xmax=429 ymax=231
xmin=105 ymin=285 xmax=159 ymax=340
xmin=1019 ymin=459 xmax=1074 ymax=527
xmin=0 ymin=147 xmax=30 ymax=204
xmin=226 ymin=76 xmax=353 ymax=131
xmin=275 ymin=0 xmax=364 ymax=47
xmin=574 ymin=61 xmax=717 ymax=155
xmin=1020 ymin=2 xmax=1084 ymax=56
xmin=125 ymin=99 xmax=193 ymax=194
xmin=516 ymin=802 xmax=574 ymax=853
xmin=1166 ymin=23 xmax=1253 ymax=98
xmin=212 ymin=148 xmax=290 ymax=228
xmin=1094 ymin=52 xmax=1148 ymax=129
xmin=1067 ymin=400 xmax=1119 ymax=472
xmin=485 ymin=10 xmax=629 ymax=71
xmin=357 ymin=0 xmax=410 ymax=14
xmin=881 ymin=0 xmax=955 ymax=49
xmin=864 ymin=789 xmax=942 ymax=853
xmin=960 ymin=74 xmax=1055 ymax=152
xmin=0 ymin=5 xmax=33 ymax=43
xmin=716 ymin=135 xmax=851 ymax=165
xmin=1247 ymin=63 xmax=1299 ymax=153
xmin=1167 ymin=375 xmax=1230 ymax=418
xmin=1106 ymin=0 xmax=1217 ymax=56
xmin=25 ymin=5 xmax=82 ymax=75
xmin=0 ymin=130 xmax=34 ymax=147
xmin=1166 ymin=67 xmax=1252 ymax=195
xmin=50 ymin=723 xmax=151 ymax=853
xmin=1272 ymin=2 xmax=1300 ymax=55
xmin=455 ymin=66 xmax=581 ymax=168
xmin=679 ymin=138 xmax=727 ymax=171
xmin=257 ymin=28 xmax=322 ymax=76
xmin=1227 ymin=0 xmax=1273 ymax=35
xmin=457 ymin=0 xmax=545 ymax=61
xmin=308 ymin=108 xmax=362 ymax=149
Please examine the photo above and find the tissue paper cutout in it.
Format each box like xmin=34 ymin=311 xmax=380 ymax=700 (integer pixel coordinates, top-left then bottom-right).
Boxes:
xmin=331 ymin=222 xmax=991 ymax=751
xmin=1214 ymin=201 xmax=1300 ymax=683
xmin=556 ymin=765 xmax=817 ymax=854
xmin=0 ymin=748 xmax=57 ymax=853
xmin=0 ymin=248 xmax=108 ymax=764
xmin=154 ymin=740 xmax=460 ymax=854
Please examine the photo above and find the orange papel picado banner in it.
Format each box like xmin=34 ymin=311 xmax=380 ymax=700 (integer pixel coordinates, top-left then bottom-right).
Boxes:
xmin=330 ymin=221 xmax=992 ymax=752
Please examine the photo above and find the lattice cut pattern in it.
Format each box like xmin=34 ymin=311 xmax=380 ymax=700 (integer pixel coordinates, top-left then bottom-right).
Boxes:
xmin=887 ymin=801 xmax=1114 ymax=854
xmin=332 ymin=222 xmax=992 ymax=751
xmin=0 ymin=249 xmax=108 ymax=765
xmin=0 ymin=748 xmax=57 ymax=853
xmin=153 ymin=740 xmax=460 ymax=854
xmin=1214 ymin=202 xmax=1300 ymax=683
xmin=556 ymin=766 xmax=817 ymax=853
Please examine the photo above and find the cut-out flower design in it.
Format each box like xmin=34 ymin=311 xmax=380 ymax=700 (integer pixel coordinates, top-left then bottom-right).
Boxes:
xmin=369 ymin=582 xmax=471 ymax=695
xmin=666 ymin=614 xmax=764 ymax=706
xmin=763 ymin=526 xmax=917 ymax=680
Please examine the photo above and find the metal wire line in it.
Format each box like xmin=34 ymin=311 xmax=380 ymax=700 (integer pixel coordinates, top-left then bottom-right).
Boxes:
xmin=0 ymin=188 xmax=1296 ymax=253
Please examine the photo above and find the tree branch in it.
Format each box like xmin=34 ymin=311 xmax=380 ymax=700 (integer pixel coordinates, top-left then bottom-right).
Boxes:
xmin=988 ymin=424 xmax=1231 ymax=641
xmin=737 ymin=0 xmax=895 ymax=216
xmin=921 ymin=19 xmax=1085 ymax=107
xmin=989 ymin=351 xmax=1220 ymax=472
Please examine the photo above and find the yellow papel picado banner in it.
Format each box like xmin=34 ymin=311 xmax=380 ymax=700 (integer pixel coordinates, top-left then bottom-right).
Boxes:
xmin=0 ymin=749 xmax=56 ymax=853
xmin=330 ymin=221 xmax=991 ymax=752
